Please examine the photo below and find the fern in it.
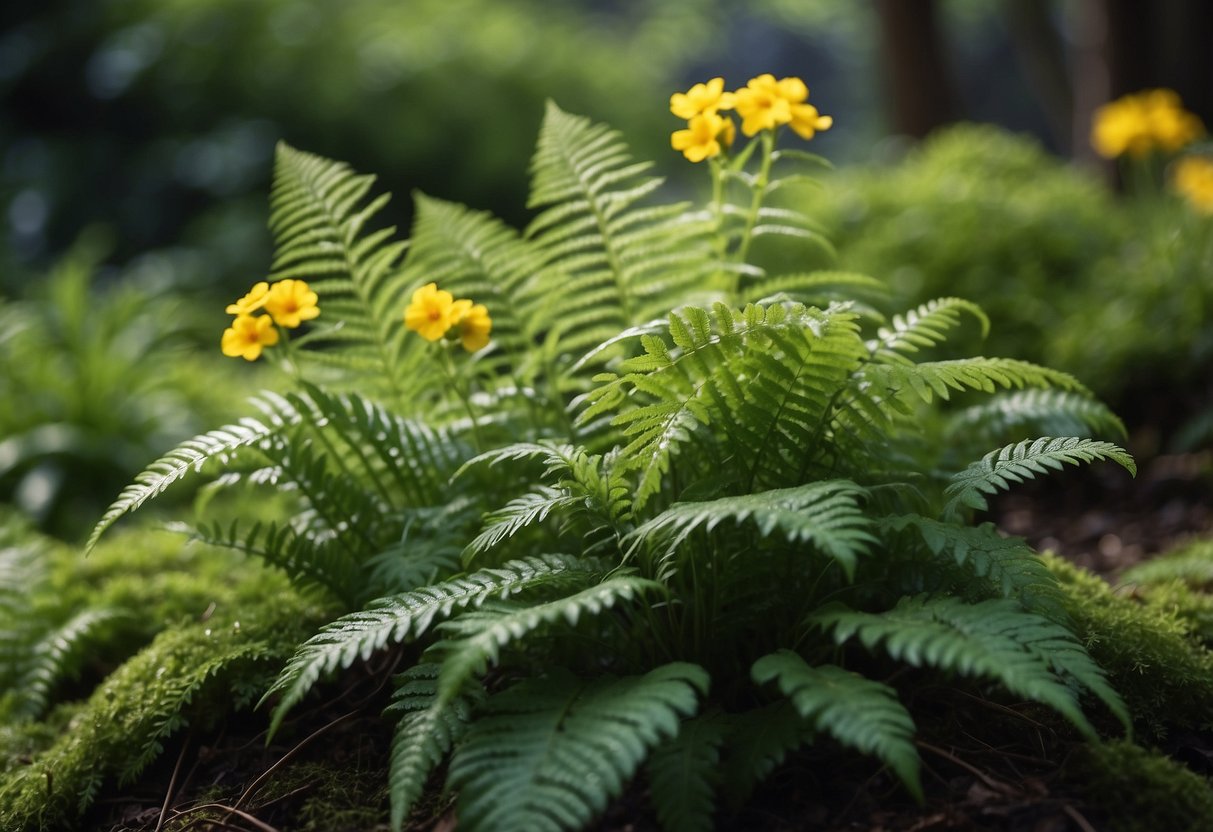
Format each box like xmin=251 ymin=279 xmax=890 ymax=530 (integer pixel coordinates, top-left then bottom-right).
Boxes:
xmin=263 ymin=554 xmax=602 ymax=734
xmin=646 ymin=713 xmax=726 ymax=832
xmin=8 ymin=608 xmax=127 ymax=721
xmin=816 ymin=595 xmax=1130 ymax=737
xmin=868 ymin=297 xmax=989 ymax=363
xmin=447 ymin=662 xmax=708 ymax=832
xmin=860 ymin=357 xmax=1092 ymax=406
xmin=717 ymin=702 xmax=815 ymax=809
xmin=431 ymin=573 xmax=663 ymax=702
xmin=945 ymin=436 xmax=1136 ymax=515
xmin=526 ymin=101 xmax=714 ymax=361
xmin=267 ymin=143 xmax=417 ymax=399
xmin=752 ymin=649 xmax=922 ymax=801
xmin=626 ymin=480 xmax=876 ymax=579
xmin=945 ymin=389 xmax=1128 ymax=443
xmin=742 ymin=270 xmax=890 ymax=309
xmin=384 ymin=663 xmax=484 ymax=832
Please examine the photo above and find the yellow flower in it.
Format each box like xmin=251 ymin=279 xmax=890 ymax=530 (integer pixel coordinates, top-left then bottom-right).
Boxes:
xmin=733 ymin=74 xmax=793 ymax=136
xmin=1172 ymin=156 xmax=1213 ymax=214
xmin=671 ymin=112 xmax=728 ymax=162
xmin=720 ymin=116 xmax=736 ymax=148
xmin=404 ymin=282 xmax=458 ymax=341
xmin=788 ymin=103 xmax=833 ymax=141
xmin=221 ymin=314 xmax=279 ymax=361
xmin=1091 ymin=89 xmax=1204 ymax=158
xmin=263 ymin=279 xmax=320 ymax=329
xmin=669 ymin=77 xmax=734 ymax=120
xmin=454 ymin=302 xmax=492 ymax=352
xmin=225 ymin=281 xmax=269 ymax=315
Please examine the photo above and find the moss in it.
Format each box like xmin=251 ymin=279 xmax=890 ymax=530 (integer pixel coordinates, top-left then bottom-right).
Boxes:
xmin=1121 ymin=537 xmax=1213 ymax=591
xmin=1070 ymin=740 xmax=1213 ymax=831
xmin=0 ymin=593 xmax=320 ymax=831
xmin=1047 ymin=554 xmax=1213 ymax=736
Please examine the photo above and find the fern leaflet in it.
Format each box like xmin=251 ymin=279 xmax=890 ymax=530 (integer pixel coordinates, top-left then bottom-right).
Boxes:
xmin=447 ymin=663 xmax=708 ymax=832
xmin=646 ymin=713 xmax=726 ymax=832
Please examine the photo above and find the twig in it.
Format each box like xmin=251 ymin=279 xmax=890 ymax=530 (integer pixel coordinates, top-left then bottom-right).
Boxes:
xmin=1062 ymin=803 xmax=1099 ymax=832
xmin=228 ymin=710 xmax=358 ymax=818
xmin=154 ymin=733 xmax=191 ymax=832
xmin=915 ymin=740 xmax=1010 ymax=793
xmin=175 ymin=802 xmax=282 ymax=832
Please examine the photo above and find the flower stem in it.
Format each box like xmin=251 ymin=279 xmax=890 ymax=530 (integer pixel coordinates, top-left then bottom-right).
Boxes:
xmin=441 ymin=345 xmax=483 ymax=452
xmin=734 ymin=129 xmax=776 ymax=293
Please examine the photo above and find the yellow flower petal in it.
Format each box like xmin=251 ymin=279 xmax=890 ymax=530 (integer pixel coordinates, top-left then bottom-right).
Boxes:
xmin=264 ymin=279 xmax=320 ymax=329
xmin=403 ymin=282 xmax=457 ymax=341
xmin=221 ymin=314 xmax=279 ymax=361
xmin=225 ymin=281 xmax=269 ymax=315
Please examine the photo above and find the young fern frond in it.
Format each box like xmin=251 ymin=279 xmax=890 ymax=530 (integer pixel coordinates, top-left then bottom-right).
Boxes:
xmin=646 ymin=713 xmax=727 ymax=832
xmin=268 ymin=143 xmax=418 ymax=399
xmin=625 ymin=481 xmax=876 ymax=580
xmin=431 ymin=573 xmax=664 ymax=702
xmin=526 ymin=101 xmax=714 ymax=361
xmin=463 ymin=487 xmax=584 ymax=561
xmin=447 ymin=663 xmax=708 ymax=832
xmin=945 ymin=389 xmax=1128 ymax=443
xmin=945 ymin=436 xmax=1136 ymax=515
xmin=263 ymin=554 xmax=603 ymax=735
xmin=751 ymin=650 xmax=922 ymax=801
xmin=384 ymin=663 xmax=485 ymax=832
xmin=816 ymin=595 xmax=1130 ymax=737
xmin=868 ymin=297 xmax=989 ymax=363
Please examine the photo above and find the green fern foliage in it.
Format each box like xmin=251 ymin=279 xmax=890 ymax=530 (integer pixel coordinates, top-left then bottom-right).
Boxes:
xmin=268 ymin=143 xmax=416 ymax=397
xmin=751 ymin=649 xmax=922 ymax=801
xmin=717 ymin=702 xmax=815 ymax=810
xmin=264 ymin=555 xmax=603 ymax=734
xmin=816 ymin=595 xmax=1130 ymax=736
xmin=626 ymin=480 xmax=875 ymax=578
xmin=945 ymin=436 xmax=1136 ymax=515
xmin=867 ymin=296 xmax=989 ymax=362
xmin=646 ymin=714 xmax=726 ymax=832
xmin=945 ymin=389 xmax=1128 ymax=444
xmin=384 ymin=663 xmax=484 ymax=832
xmin=447 ymin=663 xmax=708 ymax=832
xmin=527 ymin=101 xmax=714 ymax=360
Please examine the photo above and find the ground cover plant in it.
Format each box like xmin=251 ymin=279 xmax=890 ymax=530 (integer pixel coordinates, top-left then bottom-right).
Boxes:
xmin=9 ymin=75 xmax=1213 ymax=831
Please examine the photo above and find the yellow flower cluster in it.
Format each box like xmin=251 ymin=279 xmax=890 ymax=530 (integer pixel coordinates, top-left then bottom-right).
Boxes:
xmin=1172 ymin=155 xmax=1213 ymax=214
xmin=221 ymin=279 xmax=319 ymax=361
xmin=403 ymin=283 xmax=492 ymax=352
xmin=1091 ymin=89 xmax=1204 ymax=159
xmin=669 ymin=74 xmax=832 ymax=162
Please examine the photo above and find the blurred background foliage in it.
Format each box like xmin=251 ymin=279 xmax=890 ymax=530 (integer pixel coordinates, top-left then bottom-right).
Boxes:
xmin=1 ymin=0 xmax=1211 ymax=538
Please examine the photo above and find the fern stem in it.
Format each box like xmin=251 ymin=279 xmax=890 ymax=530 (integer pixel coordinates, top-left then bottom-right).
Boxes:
xmin=441 ymin=346 xmax=484 ymax=453
xmin=734 ymin=130 xmax=776 ymax=284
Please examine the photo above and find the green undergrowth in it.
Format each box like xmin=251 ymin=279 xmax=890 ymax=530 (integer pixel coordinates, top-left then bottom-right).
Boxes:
xmin=1070 ymin=740 xmax=1213 ymax=832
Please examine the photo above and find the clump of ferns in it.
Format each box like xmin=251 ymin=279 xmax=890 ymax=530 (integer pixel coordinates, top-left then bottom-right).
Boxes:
xmin=88 ymin=81 xmax=1140 ymax=832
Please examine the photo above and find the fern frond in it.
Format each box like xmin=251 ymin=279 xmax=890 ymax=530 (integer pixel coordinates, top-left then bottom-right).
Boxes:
xmin=868 ymin=297 xmax=989 ymax=363
xmin=646 ymin=713 xmax=726 ymax=832
xmin=263 ymin=554 xmax=602 ymax=736
xmin=816 ymin=595 xmax=1129 ymax=737
xmin=431 ymin=573 xmax=663 ymax=702
xmin=860 ymin=357 xmax=1092 ymax=405
xmin=9 ymin=608 xmax=126 ymax=721
xmin=626 ymin=480 xmax=875 ymax=580
xmin=87 ymin=417 xmax=283 ymax=551
xmin=752 ymin=650 xmax=922 ymax=800
xmin=447 ymin=662 xmax=708 ymax=832
xmin=946 ymin=389 xmax=1128 ymax=443
xmin=268 ymin=143 xmax=416 ymax=398
xmin=879 ymin=515 xmax=1062 ymax=616
xmin=464 ymin=486 xmax=584 ymax=560
xmin=945 ymin=437 xmax=1136 ymax=515
xmin=384 ymin=663 xmax=485 ymax=832
xmin=526 ymin=101 xmax=714 ymax=360
xmin=743 ymin=270 xmax=889 ymax=309
xmin=718 ymin=702 xmax=814 ymax=809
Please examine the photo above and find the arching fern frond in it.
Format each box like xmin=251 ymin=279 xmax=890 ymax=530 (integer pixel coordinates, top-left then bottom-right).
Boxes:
xmin=447 ymin=662 xmax=708 ymax=832
xmin=879 ymin=515 xmax=1062 ymax=618
xmin=526 ymin=101 xmax=714 ymax=361
xmin=7 ymin=608 xmax=127 ymax=721
xmin=263 ymin=554 xmax=602 ymax=736
xmin=87 ymin=416 xmax=285 ymax=552
xmin=268 ymin=143 xmax=417 ymax=399
xmin=945 ymin=389 xmax=1128 ymax=444
xmin=463 ymin=486 xmax=584 ymax=561
xmin=751 ymin=650 xmax=922 ymax=801
xmin=945 ymin=436 xmax=1136 ymax=516
xmin=646 ymin=713 xmax=727 ymax=832
xmin=626 ymin=480 xmax=875 ymax=580
xmin=816 ymin=595 xmax=1130 ymax=737
xmin=743 ymin=269 xmax=889 ymax=309
xmin=384 ymin=663 xmax=485 ymax=832
xmin=431 ymin=573 xmax=663 ymax=702
xmin=868 ymin=297 xmax=989 ymax=363
xmin=859 ymin=357 xmax=1092 ymax=406
xmin=718 ymin=702 xmax=815 ymax=810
